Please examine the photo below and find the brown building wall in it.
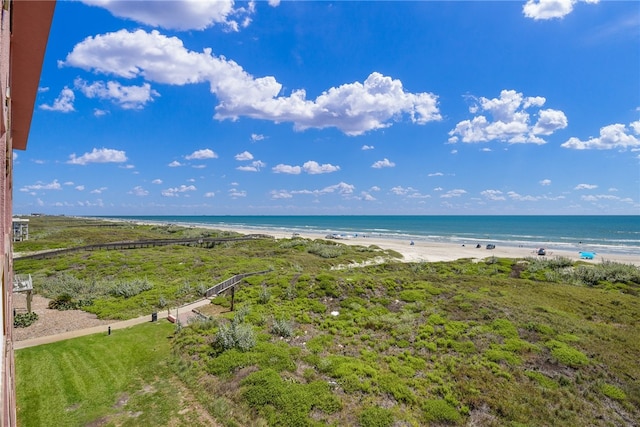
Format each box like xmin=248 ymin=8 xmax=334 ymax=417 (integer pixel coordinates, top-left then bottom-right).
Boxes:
xmin=0 ymin=1 xmax=56 ymax=425
xmin=1 ymin=1 xmax=15 ymax=424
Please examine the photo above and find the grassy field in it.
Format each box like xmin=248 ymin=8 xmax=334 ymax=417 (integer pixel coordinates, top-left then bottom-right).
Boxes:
xmin=14 ymin=216 xmax=640 ymax=426
xmin=16 ymin=321 xmax=218 ymax=426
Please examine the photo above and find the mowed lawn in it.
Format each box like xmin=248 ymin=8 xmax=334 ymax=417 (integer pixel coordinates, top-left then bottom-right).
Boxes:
xmin=16 ymin=321 xmax=213 ymax=427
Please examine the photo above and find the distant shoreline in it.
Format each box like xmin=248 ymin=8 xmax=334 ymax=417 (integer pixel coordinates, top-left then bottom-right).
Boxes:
xmin=92 ymin=214 xmax=640 ymax=256
xmin=97 ymin=216 xmax=640 ymax=267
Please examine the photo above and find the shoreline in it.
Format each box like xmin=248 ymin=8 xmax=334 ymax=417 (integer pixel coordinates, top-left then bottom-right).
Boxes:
xmin=210 ymin=225 xmax=640 ymax=266
xmin=92 ymin=215 xmax=640 ymax=256
xmin=103 ymin=217 xmax=639 ymax=267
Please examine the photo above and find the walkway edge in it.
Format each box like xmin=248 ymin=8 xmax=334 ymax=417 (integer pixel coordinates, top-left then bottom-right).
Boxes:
xmin=14 ymin=298 xmax=212 ymax=350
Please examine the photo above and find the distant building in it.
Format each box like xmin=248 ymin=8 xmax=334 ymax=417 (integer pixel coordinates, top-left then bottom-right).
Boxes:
xmin=0 ymin=2 xmax=56 ymax=426
xmin=11 ymin=219 xmax=28 ymax=242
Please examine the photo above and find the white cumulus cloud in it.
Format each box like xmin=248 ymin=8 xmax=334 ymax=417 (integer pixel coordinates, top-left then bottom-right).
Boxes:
xmin=581 ymin=194 xmax=620 ymax=202
xmin=186 ymin=149 xmax=218 ymax=160
xmin=62 ymin=30 xmax=441 ymax=136
xmin=448 ymin=90 xmax=567 ymax=144
xmin=129 ymin=186 xmax=148 ymax=196
xmin=272 ymin=161 xmax=340 ymax=175
xmin=237 ymin=160 xmax=266 ymax=172
xmin=361 ymin=192 xmax=376 ymax=201
xmin=303 ymin=161 xmax=340 ymax=175
xmin=68 ymin=148 xmax=127 ymax=165
xmin=270 ymin=190 xmax=293 ymax=199
xmin=561 ymin=120 xmax=640 ymax=150
xmin=229 ymin=188 xmax=247 ymax=198
xmin=272 ymin=164 xmax=302 ymax=175
xmin=90 ymin=187 xmax=108 ymax=194
xmin=81 ymin=0 xmax=253 ymax=32
xmin=235 ymin=151 xmax=254 ymax=161
xmin=523 ymin=0 xmax=599 ymax=21
xmin=161 ymin=184 xmax=197 ymax=197
xmin=508 ymin=191 xmax=539 ymax=201
xmin=574 ymin=183 xmax=598 ymax=190
xmin=440 ymin=189 xmax=467 ymax=198
xmin=20 ymin=180 xmax=62 ymax=192
xmin=320 ymin=182 xmax=355 ymax=195
xmin=372 ymin=158 xmax=395 ymax=169
xmin=74 ymin=78 xmax=159 ymax=109
xmin=481 ymin=190 xmax=505 ymax=201
xmin=39 ymin=87 xmax=75 ymax=112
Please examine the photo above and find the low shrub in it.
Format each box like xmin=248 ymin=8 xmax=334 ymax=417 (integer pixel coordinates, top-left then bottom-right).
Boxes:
xmin=214 ymin=322 xmax=255 ymax=352
xmin=258 ymin=284 xmax=271 ymax=304
xmin=214 ymin=309 xmax=256 ymax=352
xmin=109 ymin=278 xmax=153 ymax=298
xmin=271 ymin=318 xmax=294 ymax=338
xmin=38 ymin=273 xmax=105 ymax=301
xmin=241 ymin=368 xmax=341 ymax=426
xmin=546 ymin=340 xmax=589 ymax=368
xmin=600 ymin=383 xmax=626 ymax=401
xmin=422 ymin=399 xmax=461 ymax=423
xmin=48 ymin=294 xmax=92 ymax=311
xmin=398 ymin=289 xmax=424 ymax=303
xmin=525 ymin=371 xmax=558 ymax=389
xmin=358 ymin=406 xmax=394 ymax=427
xmin=489 ymin=318 xmax=519 ymax=339
xmin=307 ymin=242 xmax=344 ymax=258
xmin=14 ymin=312 xmax=38 ymax=328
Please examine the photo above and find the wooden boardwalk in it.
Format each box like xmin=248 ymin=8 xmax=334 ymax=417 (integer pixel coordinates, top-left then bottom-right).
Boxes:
xmin=15 ymin=234 xmax=274 ymax=260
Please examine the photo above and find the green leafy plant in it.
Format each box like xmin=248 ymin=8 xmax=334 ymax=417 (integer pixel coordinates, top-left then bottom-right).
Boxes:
xmin=13 ymin=312 xmax=38 ymax=328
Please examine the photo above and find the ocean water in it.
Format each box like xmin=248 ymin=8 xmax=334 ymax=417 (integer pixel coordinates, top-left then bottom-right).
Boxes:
xmin=100 ymin=215 xmax=640 ymax=256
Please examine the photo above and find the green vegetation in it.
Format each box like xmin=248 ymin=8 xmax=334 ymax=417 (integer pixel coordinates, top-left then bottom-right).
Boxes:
xmin=14 ymin=216 xmax=640 ymax=426
xmin=13 ymin=312 xmax=38 ymax=328
xmin=15 ymin=322 xmax=215 ymax=426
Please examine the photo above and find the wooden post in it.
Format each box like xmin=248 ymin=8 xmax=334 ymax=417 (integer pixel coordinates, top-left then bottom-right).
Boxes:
xmin=26 ymin=290 xmax=32 ymax=313
xmin=230 ymin=286 xmax=235 ymax=312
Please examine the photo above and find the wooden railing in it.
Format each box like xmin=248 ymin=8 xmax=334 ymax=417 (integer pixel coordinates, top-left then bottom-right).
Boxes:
xmin=204 ymin=269 xmax=272 ymax=298
xmin=15 ymin=234 xmax=274 ymax=260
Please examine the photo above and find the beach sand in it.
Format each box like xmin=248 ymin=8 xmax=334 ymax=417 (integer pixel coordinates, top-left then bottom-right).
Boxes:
xmin=194 ymin=224 xmax=640 ymax=267
xmin=96 ymin=217 xmax=638 ymax=267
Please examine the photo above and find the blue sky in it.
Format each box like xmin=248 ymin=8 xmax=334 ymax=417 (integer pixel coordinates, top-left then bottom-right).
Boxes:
xmin=13 ymin=0 xmax=640 ymax=216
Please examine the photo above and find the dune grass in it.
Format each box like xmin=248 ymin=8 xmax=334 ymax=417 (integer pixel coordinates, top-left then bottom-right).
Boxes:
xmin=172 ymin=262 xmax=640 ymax=426
xmin=14 ymin=220 xmax=399 ymax=320
xmin=13 ymin=216 xmax=640 ymax=426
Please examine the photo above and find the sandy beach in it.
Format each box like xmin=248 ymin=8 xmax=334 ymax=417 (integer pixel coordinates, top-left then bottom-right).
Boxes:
xmin=187 ymin=223 xmax=640 ymax=267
